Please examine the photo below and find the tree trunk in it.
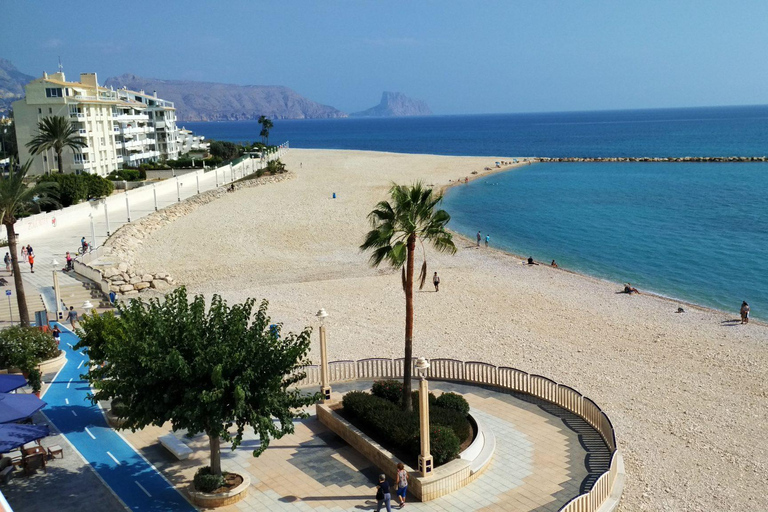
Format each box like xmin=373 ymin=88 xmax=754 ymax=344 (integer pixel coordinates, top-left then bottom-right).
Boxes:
xmin=402 ymin=233 xmax=416 ymax=412
xmin=56 ymin=147 xmax=63 ymax=173
xmin=5 ymin=223 xmax=30 ymax=326
xmin=209 ymin=434 xmax=222 ymax=476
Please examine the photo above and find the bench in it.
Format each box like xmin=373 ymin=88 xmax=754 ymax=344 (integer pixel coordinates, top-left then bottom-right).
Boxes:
xmin=158 ymin=434 xmax=192 ymax=460
xmin=47 ymin=445 xmax=63 ymax=459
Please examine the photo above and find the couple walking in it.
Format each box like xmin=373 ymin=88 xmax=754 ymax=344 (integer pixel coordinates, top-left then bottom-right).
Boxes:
xmin=375 ymin=463 xmax=408 ymax=511
xmin=476 ymin=231 xmax=490 ymax=247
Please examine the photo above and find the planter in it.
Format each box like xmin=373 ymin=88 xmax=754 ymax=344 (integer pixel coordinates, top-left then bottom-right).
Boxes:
xmin=38 ymin=350 xmax=67 ymax=374
xmin=317 ymin=402 xmax=495 ymax=501
xmin=187 ymin=473 xmax=250 ymax=508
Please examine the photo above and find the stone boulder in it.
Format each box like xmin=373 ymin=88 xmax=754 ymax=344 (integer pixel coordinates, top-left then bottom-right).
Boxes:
xmin=134 ymin=282 xmax=150 ymax=291
xmin=118 ymin=262 xmax=129 ymax=272
xmin=150 ymin=280 xmax=171 ymax=291
xmin=119 ymin=284 xmax=135 ymax=292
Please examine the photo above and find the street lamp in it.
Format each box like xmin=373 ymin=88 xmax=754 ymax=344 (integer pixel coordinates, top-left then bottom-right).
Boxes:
xmin=416 ymin=357 xmax=433 ymax=477
xmin=316 ymin=308 xmax=331 ymax=402
xmin=82 ymin=300 xmax=94 ymax=317
xmin=51 ymin=259 xmax=62 ymax=319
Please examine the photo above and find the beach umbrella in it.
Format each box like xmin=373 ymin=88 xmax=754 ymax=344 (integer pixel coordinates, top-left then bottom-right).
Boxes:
xmin=0 ymin=375 xmax=27 ymax=394
xmin=0 ymin=393 xmax=47 ymax=424
xmin=0 ymin=423 xmax=49 ymax=452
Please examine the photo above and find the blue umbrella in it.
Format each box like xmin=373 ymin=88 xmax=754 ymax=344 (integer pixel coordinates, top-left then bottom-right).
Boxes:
xmin=0 ymin=375 xmax=27 ymax=393
xmin=0 ymin=393 xmax=46 ymax=424
xmin=0 ymin=423 xmax=49 ymax=452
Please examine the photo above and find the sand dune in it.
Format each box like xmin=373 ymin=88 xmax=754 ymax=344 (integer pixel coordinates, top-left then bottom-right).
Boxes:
xmin=134 ymin=149 xmax=768 ymax=511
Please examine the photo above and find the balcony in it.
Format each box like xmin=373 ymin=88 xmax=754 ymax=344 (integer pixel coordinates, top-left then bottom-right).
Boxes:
xmin=69 ymin=112 xmax=85 ymax=119
xmin=114 ymin=113 xmax=149 ymax=122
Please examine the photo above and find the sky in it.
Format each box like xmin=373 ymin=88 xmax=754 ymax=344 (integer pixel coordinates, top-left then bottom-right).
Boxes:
xmin=3 ymin=0 xmax=768 ymax=115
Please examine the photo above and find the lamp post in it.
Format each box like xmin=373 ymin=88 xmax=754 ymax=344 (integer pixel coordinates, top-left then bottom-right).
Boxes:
xmin=124 ymin=188 xmax=131 ymax=222
xmin=316 ymin=308 xmax=331 ymax=402
xmin=82 ymin=300 xmax=94 ymax=318
xmin=416 ymin=357 xmax=433 ymax=477
xmin=176 ymin=176 xmax=181 ymax=202
xmin=103 ymin=199 xmax=111 ymax=237
xmin=51 ymin=259 xmax=62 ymax=320
xmin=153 ymin=183 xmax=158 ymax=211
xmin=88 ymin=213 xmax=96 ymax=250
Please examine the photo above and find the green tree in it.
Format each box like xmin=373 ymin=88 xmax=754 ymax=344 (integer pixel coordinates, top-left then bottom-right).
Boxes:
xmin=257 ymin=116 xmax=274 ymax=145
xmin=0 ymin=159 xmax=58 ymax=326
xmin=360 ymin=183 xmax=456 ymax=411
xmin=209 ymin=140 xmax=240 ymax=161
xmin=0 ymin=326 xmax=59 ymax=394
xmin=38 ymin=173 xmax=113 ymax=207
xmin=75 ymin=287 xmax=320 ymax=477
xmin=84 ymin=173 xmax=114 ymax=199
xmin=25 ymin=116 xmax=86 ymax=174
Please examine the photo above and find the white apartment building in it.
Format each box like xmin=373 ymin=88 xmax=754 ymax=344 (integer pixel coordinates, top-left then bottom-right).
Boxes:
xmin=177 ymin=127 xmax=209 ymax=154
xmin=13 ymin=71 xmax=180 ymax=176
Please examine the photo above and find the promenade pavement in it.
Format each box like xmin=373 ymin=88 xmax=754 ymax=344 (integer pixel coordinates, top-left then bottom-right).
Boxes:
xmin=123 ymin=381 xmax=611 ymax=512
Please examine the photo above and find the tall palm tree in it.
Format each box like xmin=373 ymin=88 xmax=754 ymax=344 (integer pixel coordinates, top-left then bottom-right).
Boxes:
xmin=361 ymin=183 xmax=456 ymax=411
xmin=26 ymin=116 xmax=86 ymax=174
xmin=257 ymin=116 xmax=274 ymax=146
xmin=0 ymin=159 xmax=58 ymax=326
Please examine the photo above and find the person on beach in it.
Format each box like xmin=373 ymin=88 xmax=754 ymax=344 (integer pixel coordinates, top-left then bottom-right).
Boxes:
xmin=67 ymin=306 xmax=79 ymax=329
xmin=624 ymin=283 xmax=640 ymax=294
xmin=527 ymin=256 xmax=539 ymax=265
xmin=741 ymin=301 xmax=750 ymax=324
xmin=476 ymin=231 xmax=481 ymax=247
xmin=3 ymin=253 xmax=9 ymax=273
xmin=485 ymin=234 xmax=490 ymax=247
xmin=433 ymin=272 xmax=440 ymax=292
xmin=395 ymin=462 xmax=408 ymax=507
xmin=551 ymin=260 xmax=558 ymax=268
xmin=28 ymin=252 xmax=34 ymax=273
xmin=376 ymin=474 xmax=392 ymax=512
xmin=20 ymin=245 xmax=27 ymax=263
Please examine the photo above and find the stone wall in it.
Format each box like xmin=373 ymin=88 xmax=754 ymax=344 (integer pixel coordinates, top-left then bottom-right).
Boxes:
xmin=82 ymin=171 xmax=294 ymax=297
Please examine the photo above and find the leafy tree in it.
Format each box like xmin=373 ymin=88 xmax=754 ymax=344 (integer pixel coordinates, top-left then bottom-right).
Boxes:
xmin=0 ymin=326 xmax=59 ymax=394
xmin=257 ymin=116 xmax=274 ymax=145
xmin=25 ymin=116 xmax=86 ymax=174
xmin=209 ymin=140 xmax=240 ymax=161
xmin=0 ymin=159 xmax=58 ymax=326
xmin=84 ymin=173 xmax=115 ymax=199
xmin=75 ymin=287 xmax=320 ymax=477
xmin=360 ymin=183 xmax=456 ymax=411
xmin=1 ymin=122 xmax=18 ymax=160
xmin=38 ymin=173 xmax=112 ymax=207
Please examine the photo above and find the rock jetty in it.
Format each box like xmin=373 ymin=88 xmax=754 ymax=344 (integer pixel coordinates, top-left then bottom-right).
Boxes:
xmin=536 ymin=156 xmax=768 ymax=162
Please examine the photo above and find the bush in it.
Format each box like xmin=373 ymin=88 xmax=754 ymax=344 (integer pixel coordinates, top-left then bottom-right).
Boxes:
xmin=107 ymin=169 xmax=141 ymax=182
xmin=0 ymin=326 xmax=59 ymax=393
xmin=372 ymin=380 xmax=402 ymax=403
xmin=435 ymin=392 xmax=470 ymax=416
xmin=429 ymin=406 xmax=470 ymax=442
xmin=411 ymin=389 xmax=437 ymax=408
xmin=193 ymin=466 xmax=225 ymax=493
xmin=428 ymin=426 xmax=461 ymax=465
xmin=39 ymin=173 xmax=114 ymax=206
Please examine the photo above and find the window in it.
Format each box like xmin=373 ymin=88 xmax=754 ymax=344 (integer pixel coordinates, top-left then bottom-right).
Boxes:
xmin=43 ymin=155 xmax=47 ymax=162
xmin=48 ymin=108 xmax=52 ymax=114
xmin=38 ymin=108 xmax=42 ymax=114
xmin=45 ymin=87 xmax=63 ymax=98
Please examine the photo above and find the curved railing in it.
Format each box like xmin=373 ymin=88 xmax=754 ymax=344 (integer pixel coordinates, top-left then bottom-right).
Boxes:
xmin=299 ymin=357 xmax=620 ymax=512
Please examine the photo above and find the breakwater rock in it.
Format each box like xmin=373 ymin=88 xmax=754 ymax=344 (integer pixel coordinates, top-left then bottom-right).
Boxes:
xmin=536 ymin=156 xmax=768 ymax=163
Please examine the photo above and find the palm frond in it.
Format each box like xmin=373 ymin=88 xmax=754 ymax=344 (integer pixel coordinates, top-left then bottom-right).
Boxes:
xmin=418 ymin=261 xmax=427 ymax=290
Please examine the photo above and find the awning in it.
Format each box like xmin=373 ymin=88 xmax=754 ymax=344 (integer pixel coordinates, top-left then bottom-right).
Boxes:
xmin=0 ymin=423 xmax=49 ymax=452
xmin=0 ymin=375 xmax=27 ymax=394
xmin=0 ymin=393 xmax=47 ymax=424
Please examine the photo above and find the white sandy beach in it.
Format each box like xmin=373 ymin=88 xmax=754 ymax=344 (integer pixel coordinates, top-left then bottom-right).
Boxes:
xmin=133 ymin=149 xmax=768 ymax=511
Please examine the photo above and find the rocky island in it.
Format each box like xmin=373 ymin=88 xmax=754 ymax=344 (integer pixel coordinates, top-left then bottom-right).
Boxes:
xmin=351 ymin=91 xmax=432 ymax=117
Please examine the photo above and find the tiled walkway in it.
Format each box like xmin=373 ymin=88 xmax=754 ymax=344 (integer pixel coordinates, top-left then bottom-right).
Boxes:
xmin=123 ymin=381 xmax=610 ymax=512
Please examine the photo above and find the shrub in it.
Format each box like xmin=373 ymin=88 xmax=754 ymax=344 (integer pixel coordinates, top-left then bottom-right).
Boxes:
xmin=428 ymin=426 xmax=461 ymax=465
xmin=435 ymin=392 xmax=470 ymax=416
xmin=372 ymin=380 xmax=402 ymax=403
xmin=411 ymin=389 xmax=437 ymax=408
xmin=0 ymin=326 xmax=59 ymax=393
xmin=429 ymin=406 xmax=470 ymax=442
xmin=193 ymin=466 xmax=225 ymax=493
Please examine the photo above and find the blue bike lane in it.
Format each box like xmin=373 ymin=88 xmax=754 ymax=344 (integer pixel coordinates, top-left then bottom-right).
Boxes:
xmin=42 ymin=324 xmax=197 ymax=512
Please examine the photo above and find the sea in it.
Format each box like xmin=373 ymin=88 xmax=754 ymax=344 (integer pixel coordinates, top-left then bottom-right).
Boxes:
xmin=186 ymin=105 xmax=768 ymax=320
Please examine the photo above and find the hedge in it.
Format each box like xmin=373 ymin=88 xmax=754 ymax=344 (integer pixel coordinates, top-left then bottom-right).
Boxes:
xmin=193 ymin=466 xmax=225 ymax=493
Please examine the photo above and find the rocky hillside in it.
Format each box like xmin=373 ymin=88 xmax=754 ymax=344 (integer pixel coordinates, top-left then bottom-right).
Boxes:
xmin=0 ymin=58 xmax=34 ymax=115
xmin=351 ymin=91 xmax=432 ymax=117
xmin=105 ymin=74 xmax=346 ymax=122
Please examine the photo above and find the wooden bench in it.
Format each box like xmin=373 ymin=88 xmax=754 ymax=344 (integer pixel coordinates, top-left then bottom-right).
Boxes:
xmin=158 ymin=434 xmax=192 ymax=460
xmin=47 ymin=445 xmax=63 ymax=459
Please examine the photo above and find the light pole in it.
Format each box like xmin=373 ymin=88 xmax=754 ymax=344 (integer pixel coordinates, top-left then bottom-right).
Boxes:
xmin=196 ymin=172 xmax=200 ymax=194
xmin=83 ymin=300 xmax=94 ymax=319
xmin=88 ymin=213 xmax=96 ymax=250
xmin=416 ymin=357 xmax=433 ymax=477
xmin=51 ymin=259 xmax=62 ymax=320
xmin=316 ymin=308 xmax=331 ymax=402
xmin=124 ymin=188 xmax=131 ymax=222
xmin=103 ymin=199 xmax=111 ymax=237
xmin=153 ymin=183 xmax=158 ymax=211
xmin=176 ymin=176 xmax=181 ymax=202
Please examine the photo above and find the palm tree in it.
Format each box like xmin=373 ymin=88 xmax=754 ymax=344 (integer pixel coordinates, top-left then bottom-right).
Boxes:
xmin=257 ymin=116 xmax=274 ymax=146
xmin=0 ymin=159 xmax=58 ymax=326
xmin=26 ymin=116 xmax=86 ymax=174
xmin=361 ymin=183 xmax=456 ymax=411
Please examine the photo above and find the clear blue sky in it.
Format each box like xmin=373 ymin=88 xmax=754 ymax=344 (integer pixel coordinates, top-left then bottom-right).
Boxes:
xmin=4 ymin=0 xmax=768 ymax=115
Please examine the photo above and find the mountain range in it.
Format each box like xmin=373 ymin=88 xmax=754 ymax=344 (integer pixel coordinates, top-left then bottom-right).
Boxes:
xmin=0 ymin=58 xmax=432 ymax=121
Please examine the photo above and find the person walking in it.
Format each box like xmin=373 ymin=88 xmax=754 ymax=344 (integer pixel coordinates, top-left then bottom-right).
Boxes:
xmin=433 ymin=272 xmax=440 ymax=292
xmin=485 ymin=234 xmax=490 ymax=247
xmin=476 ymin=231 xmax=481 ymax=247
xmin=67 ymin=306 xmax=79 ymax=330
xmin=395 ymin=463 xmax=408 ymax=508
xmin=740 ymin=301 xmax=750 ymax=324
xmin=52 ymin=325 xmax=61 ymax=344
xmin=20 ymin=245 xmax=28 ymax=263
xmin=65 ymin=252 xmax=73 ymax=271
xmin=3 ymin=252 xmax=10 ymax=273
xmin=376 ymin=474 xmax=392 ymax=512
xmin=27 ymin=251 xmax=35 ymax=273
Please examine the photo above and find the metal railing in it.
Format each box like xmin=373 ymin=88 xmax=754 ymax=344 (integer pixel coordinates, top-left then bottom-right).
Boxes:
xmin=299 ymin=357 xmax=619 ymax=511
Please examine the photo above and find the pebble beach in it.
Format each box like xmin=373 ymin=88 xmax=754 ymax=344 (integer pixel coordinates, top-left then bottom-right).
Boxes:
xmin=133 ymin=149 xmax=768 ymax=511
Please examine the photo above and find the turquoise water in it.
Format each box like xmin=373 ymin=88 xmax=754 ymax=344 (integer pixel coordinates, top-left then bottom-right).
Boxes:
xmin=443 ymin=162 xmax=768 ymax=319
